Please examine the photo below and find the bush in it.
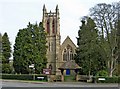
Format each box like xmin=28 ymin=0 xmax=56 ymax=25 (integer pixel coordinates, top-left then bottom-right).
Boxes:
xmin=2 ymin=74 xmax=47 ymax=81
xmin=2 ymin=74 xmax=32 ymax=80
xmin=93 ymin=76 xmax=119 ymax=83
xmin=96 ymin=70 xmax=108 ymax=77
xmin=2 ymin=64 xmax=12 ymax=74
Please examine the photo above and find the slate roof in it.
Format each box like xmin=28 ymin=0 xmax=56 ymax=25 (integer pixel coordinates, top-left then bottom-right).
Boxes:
xmin=58 ymin=60 xmax=81 ymax=70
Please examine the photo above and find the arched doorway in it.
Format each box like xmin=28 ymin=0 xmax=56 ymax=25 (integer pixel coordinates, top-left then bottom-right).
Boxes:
xmin=58 ymin=60 xmax=81 ymax=82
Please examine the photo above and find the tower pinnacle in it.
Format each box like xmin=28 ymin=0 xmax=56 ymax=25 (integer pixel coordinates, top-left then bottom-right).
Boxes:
xmin=56 ymin=4 xmax=59 ymax=10
xmin=43 ymin=4 xmax=46 ymax=11
xmin=56 ymin=5 xmax=59 ymax=16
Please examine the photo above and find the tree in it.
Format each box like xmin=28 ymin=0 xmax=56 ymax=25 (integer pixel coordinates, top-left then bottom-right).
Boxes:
xmin=75 ymin=17 xmax=107 ymax=76
xmin=0 ymin=33 xmax=2 ymax=73
xmin=0 ymin=33 xmax=2 ymax=59
xmin=13 ymin=22 xmax=47 ymax=74
xmin=115 ymin=2 xmax=120 ymax=76
xmin=1 ymin=32 xmax=12 ymax=74
xmin=2 ymin=32 xmax=11 ymax=63
xmin=2 ymin=63 xmax=12 ymax=74
xmin=89 ymin=2 xmax=120 ymax=77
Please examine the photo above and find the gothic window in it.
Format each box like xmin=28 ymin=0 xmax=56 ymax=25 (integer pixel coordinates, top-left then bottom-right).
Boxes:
xmin=49 ymin=64 xmax=52 ymax=74
xmin=63 ymin=49 xmax=67 ymax=61
xmin=47 ymin=19 xmax=50 ymax=33
xmin=63 ymin=45 xmax=74 ymax=61
xmin=49 ymin=64 xmax=52 ymax=70
xmin=70 ymin=48 xmax=73 ymax=60
xmin=63 ymin=54 xmax=66 ymax=61
xmin=51 ymin=42 xmax=54 ymax=51
xmin=67 ymin=51 xmax=69 ymax=61
xmin=48 ymin=43 xmax=50 ymax=51
xmin=70 ymin=54 xmax=73 ymax=60
xmin=52 ymin=19 xmax=55 ymax=34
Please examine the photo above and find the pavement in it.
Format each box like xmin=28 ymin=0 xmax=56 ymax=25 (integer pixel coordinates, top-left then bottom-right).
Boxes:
xmin=1 ymin=79 xmax=120 ymax=89
xmin=2 ymin=79 xmax=119 ymax=84
xmin=1 ymin=79 xmax=119 ymax=86
xmin=2 ymin=79 xmax=48 ymax=84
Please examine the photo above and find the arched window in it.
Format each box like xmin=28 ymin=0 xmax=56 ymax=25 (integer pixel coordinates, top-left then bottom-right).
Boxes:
xmin=49 ymin=64 xmax=52 ymax=70
xmin=63 ymin=45 xmax=74 ymax=61
xmin=70 ymin=48 xmax=73 ymax=60
xmin=63 ymin=49 xmax=67 ymax=61
xmin=49 ymin=64 xmax=52 ymax=74
xmin=48 ymin=43 xmax=50 ymax=51
xmin=70 ymin=53 xmax=73 ymax=60
xmin=47 ymin=19 xmax=50 ymax=33
xmin=52 ymin=19 xmax=55 ymax=33
xmin=51 ymin=42 xmax=54 ymax=51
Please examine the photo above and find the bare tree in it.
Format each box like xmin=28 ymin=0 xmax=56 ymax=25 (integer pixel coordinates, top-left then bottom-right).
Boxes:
xmin=89 ymin=2 xmax=120 ymax=77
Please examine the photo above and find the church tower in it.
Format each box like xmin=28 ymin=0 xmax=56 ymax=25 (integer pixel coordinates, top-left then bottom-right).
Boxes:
xmin=42 ymin=5 xmax=61 ymax=75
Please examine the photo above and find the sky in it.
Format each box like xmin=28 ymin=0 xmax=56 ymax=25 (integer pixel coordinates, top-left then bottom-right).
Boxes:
xmin=0 ymin=0 xmax=119 ymax=52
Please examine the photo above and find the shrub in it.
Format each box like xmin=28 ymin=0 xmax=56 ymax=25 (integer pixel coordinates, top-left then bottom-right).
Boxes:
xmin=2 ymin=74 xmax=47 ymax=81
xmin=93 ymin=76 xmax=119 ymax=83
xmin=2 ymin=64 xmax=12 ymax=74
xmin=96 ymin=70 xmax=108 ymax=77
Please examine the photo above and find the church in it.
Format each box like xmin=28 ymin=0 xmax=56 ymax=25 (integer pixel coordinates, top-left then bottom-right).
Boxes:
xmin=42 ymin=5 xmax=77 ymax=75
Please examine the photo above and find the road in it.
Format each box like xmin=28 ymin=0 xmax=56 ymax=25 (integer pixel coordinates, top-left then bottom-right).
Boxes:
xmin=1 ymin=80 xmax=120 ymax=89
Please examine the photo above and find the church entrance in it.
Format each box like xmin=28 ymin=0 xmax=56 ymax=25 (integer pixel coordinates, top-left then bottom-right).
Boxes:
xmin=58 ymin=60 xmax=81 ymax=82
xmin=66 ymin=69 xmax=70 ymax=75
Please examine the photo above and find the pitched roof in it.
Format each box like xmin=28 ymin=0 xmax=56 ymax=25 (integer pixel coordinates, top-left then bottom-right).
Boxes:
xmin=62 ymin=36 xmax=76 ymax=48
xmin=59 ymin=60 xmax=81 ymax=70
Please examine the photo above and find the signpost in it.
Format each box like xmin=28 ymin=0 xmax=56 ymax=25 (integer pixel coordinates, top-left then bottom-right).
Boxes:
xmin=29 ymin=64 xmax=35 ymax=80
xmin=29 ymin=64 xmax=34 ymax=68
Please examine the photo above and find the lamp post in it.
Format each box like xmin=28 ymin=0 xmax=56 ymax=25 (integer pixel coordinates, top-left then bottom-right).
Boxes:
xmin=29 ymin=64 xmax=35 ymax=80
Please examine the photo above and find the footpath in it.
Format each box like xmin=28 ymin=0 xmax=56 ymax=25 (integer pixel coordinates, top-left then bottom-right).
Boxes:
xmin=2 ymin=79 xmax=92 ymax=85
xmin=2 ymin=79 xmax=48 ymax=84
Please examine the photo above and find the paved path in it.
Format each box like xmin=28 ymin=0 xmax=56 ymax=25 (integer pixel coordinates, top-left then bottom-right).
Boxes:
xmin=1 ymin=79 xmax=120 ymax=89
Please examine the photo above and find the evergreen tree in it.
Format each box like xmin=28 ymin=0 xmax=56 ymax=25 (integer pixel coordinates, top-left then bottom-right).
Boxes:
xmin=2 ymin=32 xmax=11 ymax=63
xmin=0 ymin=33 xmax=2 ymax=59
xmin=2 ymin=32 xmax=12 ymax=73
xmin=13 ymin=22 xmax=47 ymax=74
xmin=0 ymin=33 xmax=2 ymax=73
xmin=75 ymin=17 xmax=107 ymax=76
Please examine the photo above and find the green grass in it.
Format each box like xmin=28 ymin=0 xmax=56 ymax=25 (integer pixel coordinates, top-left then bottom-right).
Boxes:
xmin=64 ymin=75 xmax=76 ymax=82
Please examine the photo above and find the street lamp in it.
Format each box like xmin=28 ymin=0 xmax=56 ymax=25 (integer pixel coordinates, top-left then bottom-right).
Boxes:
xmin=29 ymin=64 xmax=35 ymax=80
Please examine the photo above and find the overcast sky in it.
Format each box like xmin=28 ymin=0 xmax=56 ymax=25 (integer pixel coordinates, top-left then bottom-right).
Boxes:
xmin=0 ymin=0 xmax=119 ymax=50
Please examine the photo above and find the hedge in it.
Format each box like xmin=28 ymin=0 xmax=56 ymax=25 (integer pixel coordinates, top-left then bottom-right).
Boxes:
xmin=93 ymin=76 xmax=120 ymax=83
xmin=2 ymin=74 xmax=47 ymax=81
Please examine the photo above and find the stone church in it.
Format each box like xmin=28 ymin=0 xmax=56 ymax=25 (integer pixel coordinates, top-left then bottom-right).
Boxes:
xmin=42 ymin=5 xmax=76 ymax=75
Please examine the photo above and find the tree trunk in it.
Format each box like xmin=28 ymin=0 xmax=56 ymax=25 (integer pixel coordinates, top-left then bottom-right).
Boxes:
xmin=109 ymin=70 xmax=113 ymax=77
xmin=109 ymin=47 xmax=118 ymax=77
